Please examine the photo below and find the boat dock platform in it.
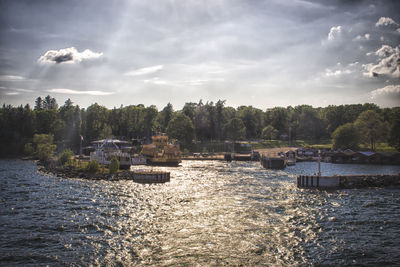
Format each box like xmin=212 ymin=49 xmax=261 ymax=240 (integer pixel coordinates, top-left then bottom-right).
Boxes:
xmin=131 ymin=171 xmax=170 ymax=183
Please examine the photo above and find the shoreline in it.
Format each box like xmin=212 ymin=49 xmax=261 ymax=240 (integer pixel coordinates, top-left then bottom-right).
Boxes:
xmin=37 ymin=163 xmax=170 ymax=183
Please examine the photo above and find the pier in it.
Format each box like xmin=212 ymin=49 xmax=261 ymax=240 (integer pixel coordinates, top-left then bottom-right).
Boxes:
xmin=297 ymin=174 xmax=400 ymax=189
xmin=131 ymin=171 xmax=170 ymax=183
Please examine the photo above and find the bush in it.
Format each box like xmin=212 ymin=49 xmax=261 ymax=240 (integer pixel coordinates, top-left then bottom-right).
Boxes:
xmin=58 ymin=149 xmax=74 ymax=166
xmin=109 ymin=157 xmax=119 ymax=174
xmin=24 ymin=143 xmax=34 ymax=156
xmin=36 ymin=143 xmax=56 ymax=162
xmin=86 ymin=160 xmax=100 ymax=173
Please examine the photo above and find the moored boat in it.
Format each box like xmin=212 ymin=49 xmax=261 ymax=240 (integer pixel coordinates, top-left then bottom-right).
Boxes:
xmin=141 ymin=134 xmax=182 ymax=166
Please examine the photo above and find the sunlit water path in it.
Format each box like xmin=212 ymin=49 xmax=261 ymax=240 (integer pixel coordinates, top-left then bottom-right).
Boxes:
xmin=1 ymin=159 xmax=400 ymax=266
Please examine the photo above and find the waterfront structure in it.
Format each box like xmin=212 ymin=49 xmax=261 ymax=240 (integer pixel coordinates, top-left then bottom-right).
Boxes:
xmin=90 ymin=139 xmax=132 ymax=169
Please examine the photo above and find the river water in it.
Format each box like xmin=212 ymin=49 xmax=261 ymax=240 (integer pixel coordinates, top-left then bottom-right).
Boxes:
xmin=1 ymin=159 xmax=400 ymax=266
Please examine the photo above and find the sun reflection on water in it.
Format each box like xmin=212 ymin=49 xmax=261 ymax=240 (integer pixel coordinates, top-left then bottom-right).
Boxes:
xmin=1 ymin=159 xmax=400 ymax=266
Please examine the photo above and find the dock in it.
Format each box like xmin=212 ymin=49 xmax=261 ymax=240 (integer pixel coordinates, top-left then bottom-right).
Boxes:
xmin=131 ymin=171 xmax=170 ymax=183
xmin=297 ymin=174 xmax=400 ymax=189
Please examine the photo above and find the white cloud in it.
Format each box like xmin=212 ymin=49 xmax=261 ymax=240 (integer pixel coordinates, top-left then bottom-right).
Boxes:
xmin=124 ymin=65 xmax=164 ymax=76
xmin=328 ymin=26 xmax=342 ymax=41
xmin=363 ymin=45 xmax=400 ymax=78
xmin=323 ymin=62 xmax=358 ymax=77
xmin=0 ymin=86 xmax=33 ymax=93
xmin=143 ymin=76 xmax=225 ymax=86
xmin=376 ymin=17 xmax=399 ymax=27
xmin=325 ymin=69 xmax=352 ymax=77
xmin=0 ymin=75 xmax=25 ymax=81
xmin=38 ymin=47 xmax=103 ymax=64
xmin=143 ymin=77 xmax=169 ymax=85
xmin=184 ymin=78 xmax=225 ymax=86
xmin=353 ymin=33 xmax=370 ymax=41
xmin=370 ymin=85 xmax=400 ymax=98
xmin=5 ymin=92 xmax=20 ymax=95
xmin=14 ymin=88 xmax=33 ymax=93
xmin=48 ymin=88 xmax=113 ymax=95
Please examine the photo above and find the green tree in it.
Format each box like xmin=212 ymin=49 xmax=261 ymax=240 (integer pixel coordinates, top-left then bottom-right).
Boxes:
xmin=266 ymin=107 xmax=288 ymax=135
xmin=166 ymin=113 xmax=195 ymax=145
xmin=33 ymin=134 xmax=56 ymax=162
xmin=182 ymin=102 xmax=197 ymax=122
xmin=296 ymin=105 xmax=325 ymax=141
xmin=35 ymin=109 xmax=58 ymax=135
xmin=237 ymin=106 xmax=264 ymax=139
xmin=34 ymin=97 xmax=43 ymax=111
xmin=224 ymin=118 xmax=246 ymax=141
xmin=43 ymin=95 xmax=58 ymax=110
xmin=388 ymin=108 xmax=400 ymax=151
xmin=215 ymin=100 xmax=226 ymax=140
xmin=355 ymin=110 xmax=387 ymax=151
xmin=109 ymin=157 xmax=119 ymax=174
xmin=85 ymin=103 xmax=111 ymax=141
xmin=323 ymin=105 xmax=345 ymax=134
xmin=58 ymin=99 xmax=82 ymax=149
xmin=33 ymin=133 xmax=54 ymax=145
xmin=142 ymin=106 xmax=158 ymax=137
xmin=157 ymin=103 xmax=174 ymax=132
xmin=332 ymin=123 xmax=360 ymax=150
xmin=193 ymin=100 xmax=211 ymax=141
xmin=262 ymin=125 xmax=279 ymax=140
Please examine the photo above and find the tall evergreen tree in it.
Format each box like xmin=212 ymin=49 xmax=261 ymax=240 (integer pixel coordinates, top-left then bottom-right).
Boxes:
xmin=34 ymin=97 xmax=43 ymax=110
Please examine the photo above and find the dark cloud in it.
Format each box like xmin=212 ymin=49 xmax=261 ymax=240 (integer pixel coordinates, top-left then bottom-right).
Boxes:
xmin=53 ymin=53 xmax=73 ymax=64
xmin=38 ymin=47 xmax=103 ymax=64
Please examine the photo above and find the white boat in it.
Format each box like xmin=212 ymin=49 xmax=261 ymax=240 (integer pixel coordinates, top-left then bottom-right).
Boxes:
xmin=90 ymin=139 xmax=132 ymax=169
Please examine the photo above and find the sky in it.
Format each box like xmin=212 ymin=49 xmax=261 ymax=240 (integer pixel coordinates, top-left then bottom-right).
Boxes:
xmin=0 ymin=0 xmax=399 ymax=110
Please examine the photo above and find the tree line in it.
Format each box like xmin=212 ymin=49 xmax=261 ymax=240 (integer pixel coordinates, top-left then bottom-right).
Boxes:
xmin=1 ymin=96 xmax=399 ymax=156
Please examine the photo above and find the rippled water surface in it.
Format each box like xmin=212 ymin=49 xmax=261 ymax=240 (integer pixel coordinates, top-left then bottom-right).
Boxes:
xmin=1 ymin=159 xmax=400 ymax=266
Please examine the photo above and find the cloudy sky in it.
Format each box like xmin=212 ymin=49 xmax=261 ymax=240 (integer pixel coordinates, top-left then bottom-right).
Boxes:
xmin=0 ymin=0 xmax=399 ymax=109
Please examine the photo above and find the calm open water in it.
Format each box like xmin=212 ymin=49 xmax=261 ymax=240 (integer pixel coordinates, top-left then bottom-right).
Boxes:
xmin=1 ymin=159 xmax=400 ymax=266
